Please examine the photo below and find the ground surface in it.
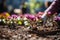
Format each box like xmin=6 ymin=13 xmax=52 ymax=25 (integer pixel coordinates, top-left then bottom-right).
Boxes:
xmin=0 ymin=25 xmax=59 ymax=40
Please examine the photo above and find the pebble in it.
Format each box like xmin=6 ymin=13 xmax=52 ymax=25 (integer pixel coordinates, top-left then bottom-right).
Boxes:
xmin=0 ymin=25 xmax=58 ymax=40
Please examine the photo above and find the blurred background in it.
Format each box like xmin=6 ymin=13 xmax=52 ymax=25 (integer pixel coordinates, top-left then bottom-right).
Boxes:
xmin=0 ymin=0 xmax=54 ymax=15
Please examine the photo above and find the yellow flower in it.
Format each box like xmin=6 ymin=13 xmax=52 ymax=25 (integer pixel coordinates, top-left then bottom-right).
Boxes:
xmin=39 ymin=20 xmax=42 ymax=22
xmin=18 ymin=21 xmax=22 ymax=25
xmin=5 ymin=12 xmax=10 ymax=17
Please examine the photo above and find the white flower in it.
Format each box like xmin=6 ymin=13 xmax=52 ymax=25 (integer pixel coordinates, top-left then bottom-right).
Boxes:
xmin=24 ymin=17 xmax=27 ymax=20
xmin=24 ymin=21 xmax=28 ymax=25
xmin=3 ymin=19 xmax=5 ymax=21
xmin=11 ymin=21 xmax=13 ymax=23
xmin=17 ymin=16 xmax=20 ymax=20
xmin=0 ymin=19 xmax=1 ymax=22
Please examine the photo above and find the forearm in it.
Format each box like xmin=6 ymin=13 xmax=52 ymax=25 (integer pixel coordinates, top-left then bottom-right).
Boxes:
xmin=48 ymin=0 xmax=60 ymax=13
xmin=41 ymin=0 xmax=60 ymax=18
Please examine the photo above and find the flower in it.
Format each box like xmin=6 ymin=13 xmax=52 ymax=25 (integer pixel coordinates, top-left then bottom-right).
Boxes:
xmin=11 ymin=14 xmax=18 ymax=18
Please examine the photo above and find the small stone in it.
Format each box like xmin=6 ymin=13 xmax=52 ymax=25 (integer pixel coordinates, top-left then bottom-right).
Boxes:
xmin=12 ymin=35 xmax=17 ymax=38
xmin=27 ymin=34 xmax=31 ymax=37
xmin=2 ymin=35 xmax=6 ymax=37
xmin=38 ymin=37 xmax=43 ymax=40
xmin=43 ymin=38 xmax=48 ymax=40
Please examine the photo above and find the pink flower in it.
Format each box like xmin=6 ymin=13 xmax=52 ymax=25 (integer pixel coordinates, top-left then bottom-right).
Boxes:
xmin=48 ymin=12 xmax=51 ymax=15
xmin=11 ymin=14 xmax=18 ymax=18
xmin=8 ymin=16 xmax=12 ymax=19
xmin=54 ymin=17 xmax=57 ymax=20
xmin=29 ymin=15 xmax=36 ymax=20
xmin=38 ymin=12 xmax=43 ymax=15
xmin=57 ymin=17 xmax=60 ymax=20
